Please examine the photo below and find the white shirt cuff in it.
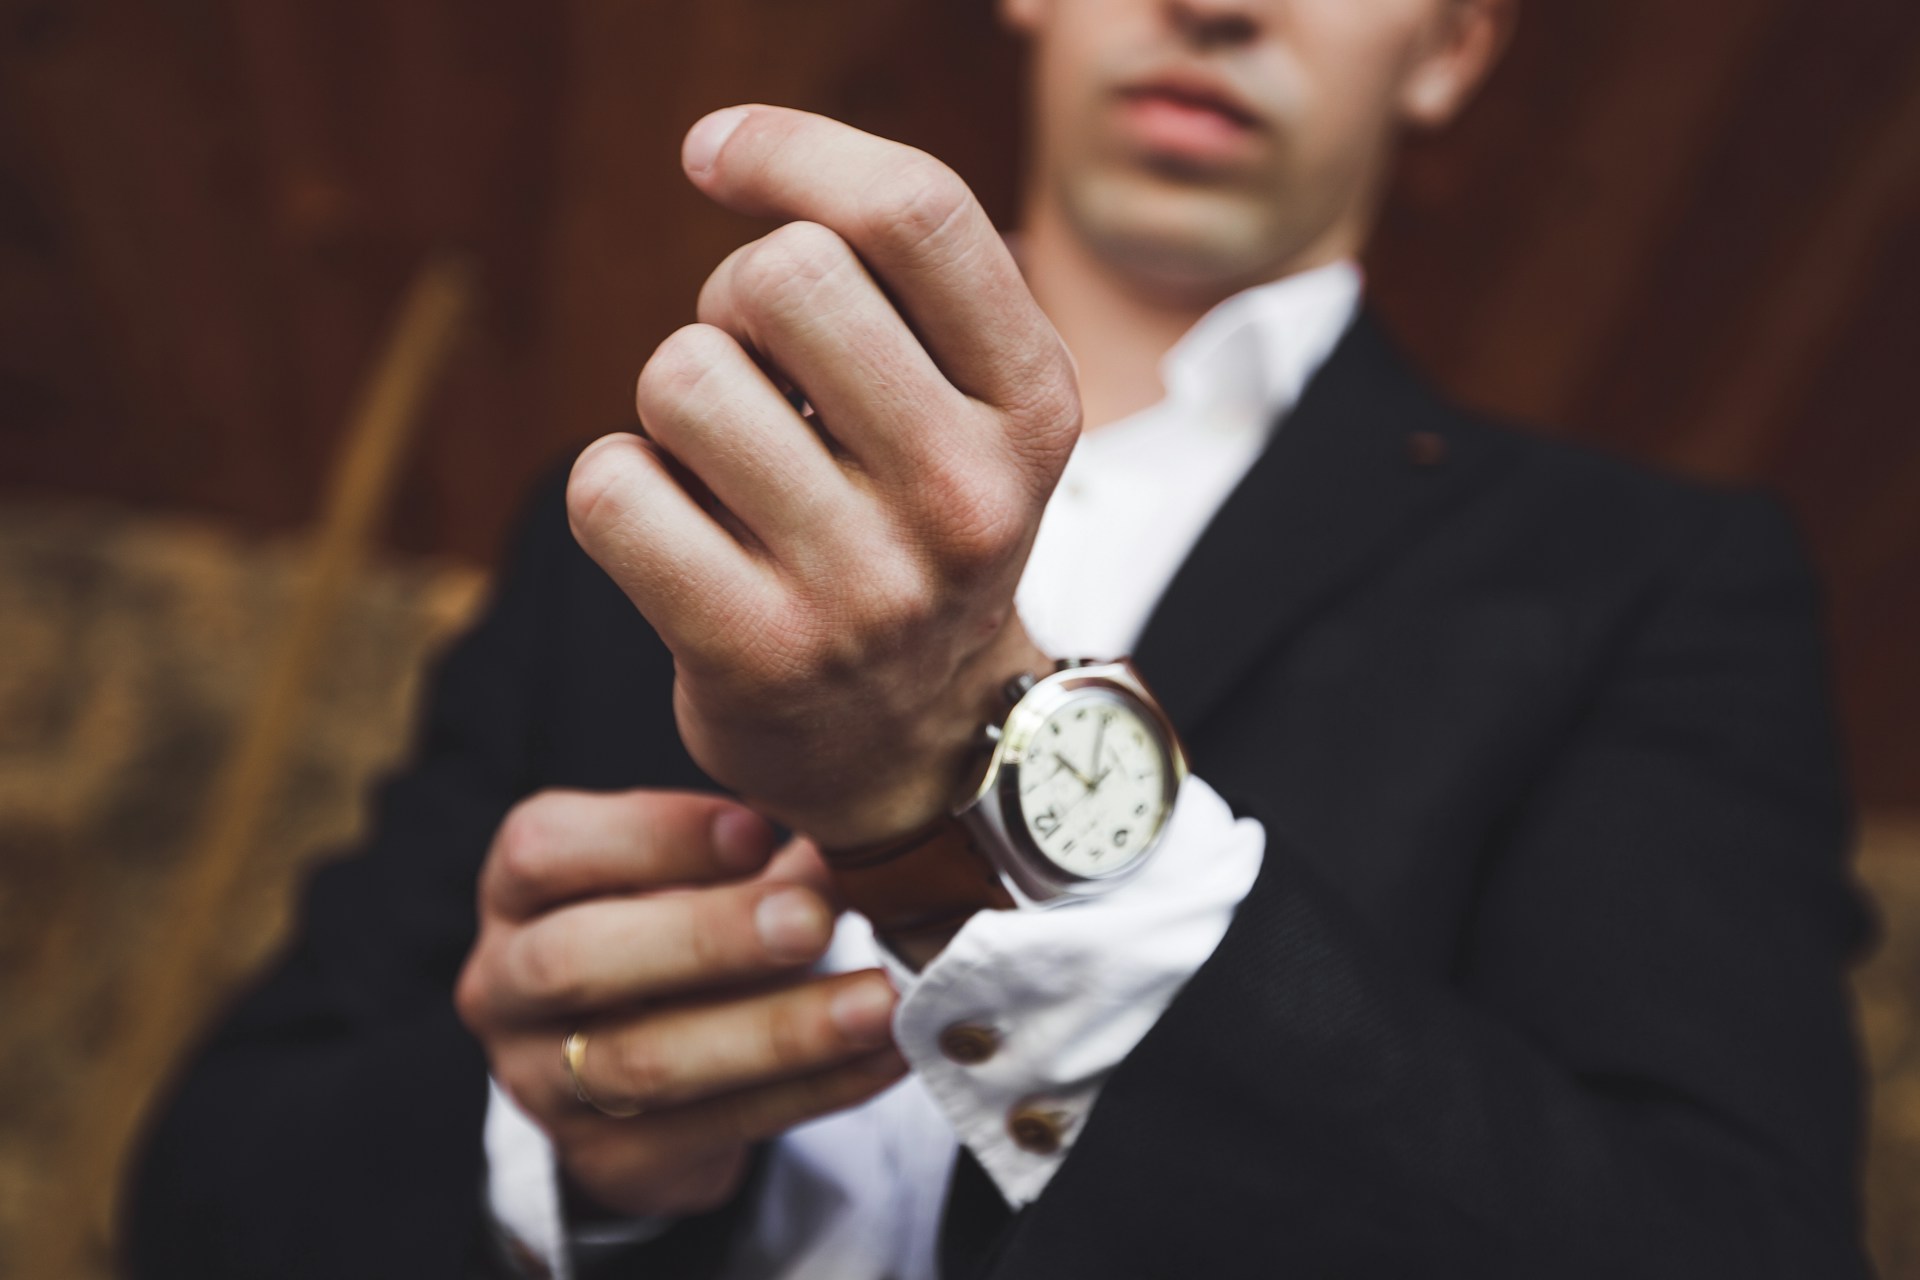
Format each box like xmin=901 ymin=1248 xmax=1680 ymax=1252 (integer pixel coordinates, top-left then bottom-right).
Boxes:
xmin=888 ymin=773 xmax=1264 ymax=1206
xmin=484 ymin=1077 xmax=573 ymax=1279
xmin=483 ymin=1078 xmax=675 ymax=1278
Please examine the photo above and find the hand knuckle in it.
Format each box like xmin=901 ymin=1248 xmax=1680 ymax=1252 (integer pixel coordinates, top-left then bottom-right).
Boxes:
xmin=491 ymin=799 xmax=555 ymax=901
xmin=452 ymin=956 xmax=491 ymax=1032
xmin=1038 ymin=367 xmax=1085 ymax=439
xmin=953 ymin=507 xmax=1025 ymax=573
xmin=610 ymin=1028 xmax=672 ymax=1108
xmin=732 ymin=238 xmax=789 ymax=304
xmin=896 ymin=586 xmax=942 ymax=634
xmin=864 ymin=157 xmax=970 ymax=259
xmin=925 ymin=476 xmax=1024 ymax=574
xmin=824 ymin=564 xmax=934 ymax=657
xmin=513 ymin=930 xmax=583 ymax=1008
xmin=566 ymin=436 xmax=644 ymax=536
xmin=1004 ymin=362 xmax=1082 ymax=448
xmin=637 ymin=324 xmax=729 ymax=412
xmin=762 ymin=998 xmax=814 ymax=1069
xmin=737 ymin=221 xmax=852 ymax=316
xmin=681 ymin=893 xmax=741 ymax=976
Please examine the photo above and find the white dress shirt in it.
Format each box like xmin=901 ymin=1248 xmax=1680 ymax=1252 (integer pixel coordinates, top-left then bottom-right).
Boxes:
xmin=484 ymin=259 xmax=1364 ymax=1279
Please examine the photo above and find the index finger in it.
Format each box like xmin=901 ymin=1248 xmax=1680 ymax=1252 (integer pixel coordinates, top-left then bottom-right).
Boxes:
xmin=681 ymin=105 xmax=1076 ymax=425
xmin=482 ymin=789 xmax=780 ymax=921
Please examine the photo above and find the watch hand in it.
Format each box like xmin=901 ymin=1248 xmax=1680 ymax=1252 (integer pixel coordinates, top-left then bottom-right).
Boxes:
xmin=1089 ymin=716 xmax=1108 ymax=788
xmin=1052 ymin=752 xmax=1098 ymax=790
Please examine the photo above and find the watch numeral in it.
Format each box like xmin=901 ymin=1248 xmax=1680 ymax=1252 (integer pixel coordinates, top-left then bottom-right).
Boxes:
xmin=1034 ymin=809 xmax=1061 ymax=837
xmin=1113 ymin=828 xmax=1129 ymax=847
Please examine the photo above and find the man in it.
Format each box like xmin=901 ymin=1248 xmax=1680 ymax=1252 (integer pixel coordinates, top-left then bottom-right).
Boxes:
xmin=130 ymin=1 xmax=1873 ymax=1277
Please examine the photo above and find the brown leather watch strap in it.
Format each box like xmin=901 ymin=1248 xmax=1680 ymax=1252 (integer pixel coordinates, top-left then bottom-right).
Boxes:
xmin=821 ymin=817 xmax=1016 ymax=967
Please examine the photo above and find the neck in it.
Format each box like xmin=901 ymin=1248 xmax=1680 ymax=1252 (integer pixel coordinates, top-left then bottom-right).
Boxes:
xmin=1017 ymin=200 xmax=1218 ymax=433
xmin=1016 ymin=191 xmax=1372 ymax=435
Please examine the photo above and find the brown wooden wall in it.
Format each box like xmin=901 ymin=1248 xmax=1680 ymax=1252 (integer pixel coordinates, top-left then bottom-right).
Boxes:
xmin=2 ymin=0 xmax=1916 ymax=803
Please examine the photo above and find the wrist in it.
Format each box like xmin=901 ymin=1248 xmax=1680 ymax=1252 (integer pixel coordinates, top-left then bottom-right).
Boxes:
xmin=814 ymin=653 xmax=1188 ymax=971
xmin=796 ymin=618 xmax=1051 ymax=849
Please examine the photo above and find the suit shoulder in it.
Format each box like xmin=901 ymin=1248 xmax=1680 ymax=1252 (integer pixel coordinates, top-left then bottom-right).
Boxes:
xmin=1445 ymin=409 xmax=1808 ymax=582
xmin=1342 ymin=317 xmax=1799 ymax=575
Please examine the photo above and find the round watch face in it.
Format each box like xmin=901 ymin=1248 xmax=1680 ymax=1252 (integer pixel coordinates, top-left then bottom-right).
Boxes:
xmin=1015 ymin=690 xmax=1173 ymax=879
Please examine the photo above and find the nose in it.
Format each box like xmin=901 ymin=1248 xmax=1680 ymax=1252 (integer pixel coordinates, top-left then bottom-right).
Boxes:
xmin=1165 ymin=0 xmax=1261 ymax=50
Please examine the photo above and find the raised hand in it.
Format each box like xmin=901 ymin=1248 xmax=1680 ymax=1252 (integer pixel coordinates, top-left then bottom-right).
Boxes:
xmin=567 ymin=106 xmax=1080 ymax=849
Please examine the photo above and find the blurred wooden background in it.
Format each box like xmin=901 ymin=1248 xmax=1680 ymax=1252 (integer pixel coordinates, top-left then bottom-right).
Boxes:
xmin=3 ymin=0 xmax=1919 ymax=801
xmin=0 ymin=0 xmax=1917 ymax=1273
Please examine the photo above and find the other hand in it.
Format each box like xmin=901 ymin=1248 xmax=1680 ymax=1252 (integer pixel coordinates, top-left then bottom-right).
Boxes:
xmin=455 ymin=788 xmax=906 ymax=1218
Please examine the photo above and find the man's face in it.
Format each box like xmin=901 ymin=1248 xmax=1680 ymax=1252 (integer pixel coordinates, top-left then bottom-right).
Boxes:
xmin=1006 ymin=0 xmax=1501 ymax=301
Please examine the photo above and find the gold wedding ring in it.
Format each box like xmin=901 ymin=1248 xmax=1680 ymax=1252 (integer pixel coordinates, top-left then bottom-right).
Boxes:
xmin=562 ymin=1028 xmax=643 ymax=1119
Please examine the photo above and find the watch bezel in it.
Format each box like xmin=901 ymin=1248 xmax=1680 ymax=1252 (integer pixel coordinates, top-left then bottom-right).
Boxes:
xmin=958 ymin=659 xmax=1187 ymax=905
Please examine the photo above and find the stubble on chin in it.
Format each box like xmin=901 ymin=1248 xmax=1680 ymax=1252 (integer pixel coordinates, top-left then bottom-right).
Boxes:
xmin=1055 ymin=160 xmax=1293 ymax=304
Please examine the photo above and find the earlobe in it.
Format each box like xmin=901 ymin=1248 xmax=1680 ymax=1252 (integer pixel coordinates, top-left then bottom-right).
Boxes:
xmin=1400 ymin=64 xmax=1467 ymax=128
xmin=1398 ymin=0 xmax=1516 ymax=129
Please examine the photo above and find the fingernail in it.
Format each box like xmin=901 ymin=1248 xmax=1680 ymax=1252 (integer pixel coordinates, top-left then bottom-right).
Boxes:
xmin=712 ymin=807 xmax=774 ymax=874
xmin=829 ymin=978 xmax=898 ymax=1049
xmin=756 ymin=887 xmax=830 ymax=963
xmin=683 ymin=107 xmax=750 ymax=176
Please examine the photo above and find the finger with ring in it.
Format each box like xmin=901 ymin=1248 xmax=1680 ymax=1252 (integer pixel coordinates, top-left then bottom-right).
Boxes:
xmin=563 ymin=1028 xmax=644 ymax=1119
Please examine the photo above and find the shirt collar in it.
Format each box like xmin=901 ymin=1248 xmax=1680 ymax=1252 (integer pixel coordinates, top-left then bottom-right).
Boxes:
xmin=1158 ymin=259 xmax=1364 ymax=431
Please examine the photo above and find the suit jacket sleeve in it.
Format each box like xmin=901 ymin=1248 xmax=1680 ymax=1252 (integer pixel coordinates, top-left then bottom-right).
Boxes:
xmin=123 ymin=471 xmax=568 ymax=1277
xmin=987 ymin=492 xmax=1871 ymax=1279
xmin=125 ymin=467 xmax=748 ymax=1279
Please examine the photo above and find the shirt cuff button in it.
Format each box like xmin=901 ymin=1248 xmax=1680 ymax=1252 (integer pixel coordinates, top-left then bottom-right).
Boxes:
xmin=1007 ymin=1102 xmax=1068 ymax=1155
xmin=937 ymin=1022 xmax=1000 ymax=1065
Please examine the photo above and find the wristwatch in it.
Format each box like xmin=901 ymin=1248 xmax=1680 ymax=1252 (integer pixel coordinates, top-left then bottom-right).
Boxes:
xmin=821 ymin=658 xmax=1187 ymax=966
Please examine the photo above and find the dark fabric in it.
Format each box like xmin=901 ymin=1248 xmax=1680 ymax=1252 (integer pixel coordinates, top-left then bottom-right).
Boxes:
xmin=939 ymin=1145 xmax=1014 ymax=1280
xmin=125 ymin=314 xmax=1871 ymax=1278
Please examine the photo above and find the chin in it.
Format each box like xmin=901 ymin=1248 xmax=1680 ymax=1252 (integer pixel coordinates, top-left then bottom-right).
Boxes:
xmin=1062 ymin=168 xmax=1296 ymax=304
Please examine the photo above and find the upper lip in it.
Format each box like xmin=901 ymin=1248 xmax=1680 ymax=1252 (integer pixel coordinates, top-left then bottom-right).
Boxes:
xmin=1115 ymin=68 xmax=1263 ymax=130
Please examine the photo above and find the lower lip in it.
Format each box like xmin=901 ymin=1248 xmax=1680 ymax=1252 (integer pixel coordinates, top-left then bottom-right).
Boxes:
xmin=1116 ymin=94 xmax=1258 ymax=164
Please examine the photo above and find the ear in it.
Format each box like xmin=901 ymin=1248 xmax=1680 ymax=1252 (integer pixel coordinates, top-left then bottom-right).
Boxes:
xmin=998 ymin=0 xmax=1049 ymax=37
xmin=1398 ymin=0 xmax=1517 ymax=129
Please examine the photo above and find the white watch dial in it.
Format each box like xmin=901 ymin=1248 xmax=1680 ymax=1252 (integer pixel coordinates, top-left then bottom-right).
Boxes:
xmin=1015 ymin=691 xmax=1172 ymax=879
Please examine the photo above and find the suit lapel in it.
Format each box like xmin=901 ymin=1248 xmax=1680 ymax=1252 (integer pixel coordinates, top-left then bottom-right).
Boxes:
xmin=1133 ymin=312 xmax=1510 ymax=738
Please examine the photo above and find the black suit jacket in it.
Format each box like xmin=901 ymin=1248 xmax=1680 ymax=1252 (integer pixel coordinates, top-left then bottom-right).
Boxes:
xmin=128 ymin=315 xmax=1872 ymax=1278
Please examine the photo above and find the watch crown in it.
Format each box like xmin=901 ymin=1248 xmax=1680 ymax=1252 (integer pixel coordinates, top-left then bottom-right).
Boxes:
xmin=1003 ymin=672 xmax=1038 ymax=704
xmin=1057 ymin=656 xmax=1090 ymax=669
